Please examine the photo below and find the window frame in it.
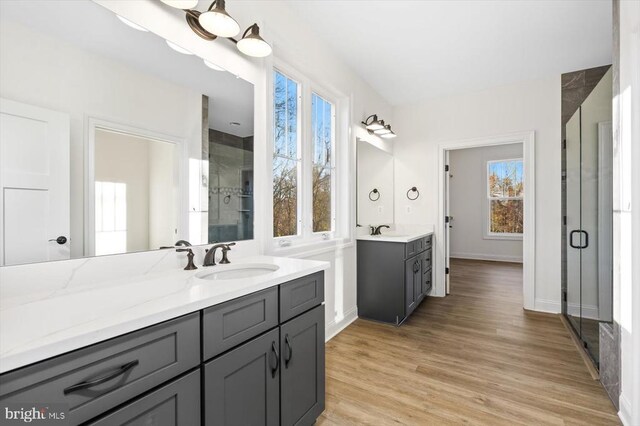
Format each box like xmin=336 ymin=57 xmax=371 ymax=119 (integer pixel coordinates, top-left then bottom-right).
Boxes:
xmin=485 ymin=157 xmax=524 ymax=240
xmin=271 ymin=63 xmax=341 ymax=247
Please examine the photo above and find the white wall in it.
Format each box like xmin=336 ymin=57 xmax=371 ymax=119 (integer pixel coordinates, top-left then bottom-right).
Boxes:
xmin=617 ymin=1 xmax=640 ymax=424
xmin=392 ymin=76 xmax=560 ymax=310
xmin=449 ymin=143 xmax=523 ymax=262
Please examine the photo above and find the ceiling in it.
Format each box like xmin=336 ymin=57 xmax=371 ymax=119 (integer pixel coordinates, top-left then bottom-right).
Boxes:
xmin=0 ymin=0 xmax=254 ymax=137
xmin=285 ymin=0 xmax=612 ymax=106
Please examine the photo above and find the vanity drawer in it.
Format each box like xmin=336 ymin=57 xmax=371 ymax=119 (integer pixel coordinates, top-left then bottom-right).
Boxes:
xmin=421 ymin=248 xmax=432 ymax=270
xmin=405 ymin=241 xmax=418 ymax=258
xmin=423 ymin=268 xmax=432 ymax=294
xmin=87 ymin=370 xmax=200 ymax=425
xmin=423 ymin=234 xmax=433 ymax=250
xmin=0 ymin=313 xmax=200 ymax=425
xmin=280 ymin=272 xmax=324 ymax=323
xmin=203 ymin=287 xmax=278 ymax=360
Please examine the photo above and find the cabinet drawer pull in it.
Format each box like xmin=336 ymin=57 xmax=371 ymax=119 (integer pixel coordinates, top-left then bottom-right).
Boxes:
xmin=63 ymin=360 xmax=139 ymax=395
xmin=270 ymin=341 xmax=280 ymax=378
xmin=284 ymin=335 xmax=293 ymax=367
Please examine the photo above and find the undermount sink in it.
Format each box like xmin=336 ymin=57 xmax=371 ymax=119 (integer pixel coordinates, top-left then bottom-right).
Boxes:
xmin=194 ymin=263 xmax=280 ymax=281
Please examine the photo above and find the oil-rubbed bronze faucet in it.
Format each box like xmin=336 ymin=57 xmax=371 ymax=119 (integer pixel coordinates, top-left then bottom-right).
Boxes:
xmin=203 ymin=242 xmax=236 ymax=267
xmin=177 ymin=248 xmax=197 ymax=270
xmin=370 ymin=225 xmax=390 ymax=236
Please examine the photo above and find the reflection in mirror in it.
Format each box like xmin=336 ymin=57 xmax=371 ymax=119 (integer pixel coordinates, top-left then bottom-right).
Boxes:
xmin=204 ymin=96 xmax=254 ymax=243
xmin=356 ymin=139 xmax=394 ymax=227
xmin=0 ymin=0 xmax=254 ymax=266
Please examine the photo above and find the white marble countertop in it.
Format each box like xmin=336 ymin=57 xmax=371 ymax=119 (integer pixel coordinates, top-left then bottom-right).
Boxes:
xmin=0 ymin=256 xmax=329 ymax=373
xmin=356 ymin=230 xmax=433 ymax=243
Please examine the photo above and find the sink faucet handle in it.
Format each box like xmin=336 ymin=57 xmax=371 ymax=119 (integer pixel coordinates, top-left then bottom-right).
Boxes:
xmin=182 ymin=249 xmax=198 ymax=270
xmin=220 ymin=244 xmax=235 ymax=264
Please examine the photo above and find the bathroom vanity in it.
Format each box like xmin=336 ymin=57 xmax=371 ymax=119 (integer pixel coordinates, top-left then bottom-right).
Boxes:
xmin=357 ymin=232 xmax=433 ymax=325
xmin=0 ymin=258 xmax=327 ymax=425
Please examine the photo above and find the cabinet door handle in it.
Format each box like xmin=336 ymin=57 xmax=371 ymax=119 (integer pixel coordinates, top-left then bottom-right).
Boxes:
xmin=284 ymin=334 xmax=293 ymax=367
xmin=270 ymin=341 xmax=279 ymax=378
xmin=63 ymin=360 xmax=139 ymax=394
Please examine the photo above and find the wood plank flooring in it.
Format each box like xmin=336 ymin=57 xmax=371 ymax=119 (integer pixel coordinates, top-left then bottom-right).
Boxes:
xmin=317 ymin=258 xmax=619 ymax=425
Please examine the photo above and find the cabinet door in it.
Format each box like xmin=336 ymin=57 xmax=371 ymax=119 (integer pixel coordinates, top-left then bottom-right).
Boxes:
xmin=405 ymin=257 xmax=418 ymax=317
xmin=414 ymin=258 xmax=423 ymax=303
xmin=204 ymin=328 xmax=280 ymax=426
xmin=87 ymin=371 xmax=200 ymax=426
xmin=280 ymin=305 xmax=325 ymax=426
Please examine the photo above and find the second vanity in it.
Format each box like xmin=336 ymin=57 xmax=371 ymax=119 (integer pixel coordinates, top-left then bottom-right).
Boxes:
xmin=357 ymin=230 xmax=433 ymax=325
xmin=0 ymin=257 xmax=328 ymax=425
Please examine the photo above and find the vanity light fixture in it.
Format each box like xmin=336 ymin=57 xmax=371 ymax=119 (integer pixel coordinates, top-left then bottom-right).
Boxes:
xmin=117 ymin=15 xmax=148 ymax=32
xmin=198 ymin=0 xmax=240 ymax=38
xmin=159 ymin=0 xmax=272 ymax=58
xmin=166 ymin=40 xmax=193 ymax=55
xmin=373 ymin=121 xmax=391 ymax=135
xmin=237 ymin=24 xmax=272 ymax=58
xmin=362 ymin=114 xmax=384 ymax=131
xmin=361 ymin=114 xmax=398 ymax=139
xmin=380 ymin=125 xmax=397 ymax=139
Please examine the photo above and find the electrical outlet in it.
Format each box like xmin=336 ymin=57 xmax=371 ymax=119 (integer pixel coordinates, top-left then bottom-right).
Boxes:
xmin=378 ymin=206 xmax=384 ymax=213
xmin=406 ymin=205 xmax=412 ymax=214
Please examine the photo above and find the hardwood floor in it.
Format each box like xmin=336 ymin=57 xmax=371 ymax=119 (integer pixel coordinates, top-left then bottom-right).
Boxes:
xmin=317 ymin=258 xmax=619 ymax=425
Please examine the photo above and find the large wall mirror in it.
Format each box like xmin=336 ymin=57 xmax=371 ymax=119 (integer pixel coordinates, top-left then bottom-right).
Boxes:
xmin=356 ymin=139 xmax=394 ymax=227
xmin=0 ymin=0 xmax=255 ymax=266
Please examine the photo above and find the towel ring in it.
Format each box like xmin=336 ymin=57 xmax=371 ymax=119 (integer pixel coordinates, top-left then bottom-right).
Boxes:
xmin=407 ymin=187 xmax=419 ymax=201
xmin=223 ymin=195 xmax=231 ymax=204
xmin=369 ymin=188 xmax=380 ymax=201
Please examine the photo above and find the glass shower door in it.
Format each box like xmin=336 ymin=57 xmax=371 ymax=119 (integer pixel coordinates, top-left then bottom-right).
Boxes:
xmin=564 ymin=68 xmax=613 ymax=367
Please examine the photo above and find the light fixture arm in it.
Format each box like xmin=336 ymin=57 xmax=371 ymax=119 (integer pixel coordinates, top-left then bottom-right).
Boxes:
xmin=361 ymin=114 xmax=379 ymax=127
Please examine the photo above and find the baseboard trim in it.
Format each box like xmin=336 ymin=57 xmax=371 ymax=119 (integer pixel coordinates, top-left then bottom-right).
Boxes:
xmin=450 ymin=252 xmax=523 ymax=263
xmin=534 ymin=298 xmax=561 ymax=314
xmin=618 ymin=394 xmax=632 ymax=426
xmin=326 ymin=306 xmax=358 ymax=342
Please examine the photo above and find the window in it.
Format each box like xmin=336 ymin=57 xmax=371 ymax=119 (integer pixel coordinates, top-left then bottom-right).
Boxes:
xmin=272 ymin=67 xmax=338 ymax=244
xmin=487 ymin=159 xmax=523 ymax=237
xmin=95 ymin=181 xmax=127 ymax=255
xmin=311 ymin=93 xmax=335 ymax=233
xmin=273 ymin=70 xmax=301 ymax=238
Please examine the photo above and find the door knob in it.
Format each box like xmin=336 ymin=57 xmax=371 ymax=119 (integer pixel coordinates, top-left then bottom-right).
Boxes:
xmin=49 ymin=236 xmax=68 ymax=245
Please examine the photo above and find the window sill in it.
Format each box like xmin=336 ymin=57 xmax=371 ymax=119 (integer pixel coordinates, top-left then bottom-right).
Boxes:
xmin=483 ymin=233 xmax=523 ymax=241
xmin=269 ymin=237 xmax=353 ymax=258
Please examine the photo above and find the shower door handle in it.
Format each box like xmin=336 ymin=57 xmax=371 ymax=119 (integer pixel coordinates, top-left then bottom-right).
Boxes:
xmin=569 ymin=230 xmax=589 ymax=249
xmin=580 ymin=230 xmax=589 ymax=248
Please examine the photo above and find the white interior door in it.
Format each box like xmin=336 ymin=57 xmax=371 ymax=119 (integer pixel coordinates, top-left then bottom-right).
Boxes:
xmin=444 ymin=150 xmax=451 ymax=294
xmin=0 ymin=98 xmax=70 ymax=266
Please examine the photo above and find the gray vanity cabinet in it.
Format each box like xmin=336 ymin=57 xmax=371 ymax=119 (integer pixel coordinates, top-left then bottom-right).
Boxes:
xmin=280 ymin=305 xmax=325 ymax=426
xmin=358 ymin=235 xmax=433 ymax=325
xmin=0 ymin=271 xmax=326 ymax=426
xmin=204 ymin=328 xmax=281 ymax=426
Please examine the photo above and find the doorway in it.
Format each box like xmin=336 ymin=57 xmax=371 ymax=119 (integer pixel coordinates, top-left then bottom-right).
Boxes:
xmin=438 ymin=132 xmax=535 ymax=309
